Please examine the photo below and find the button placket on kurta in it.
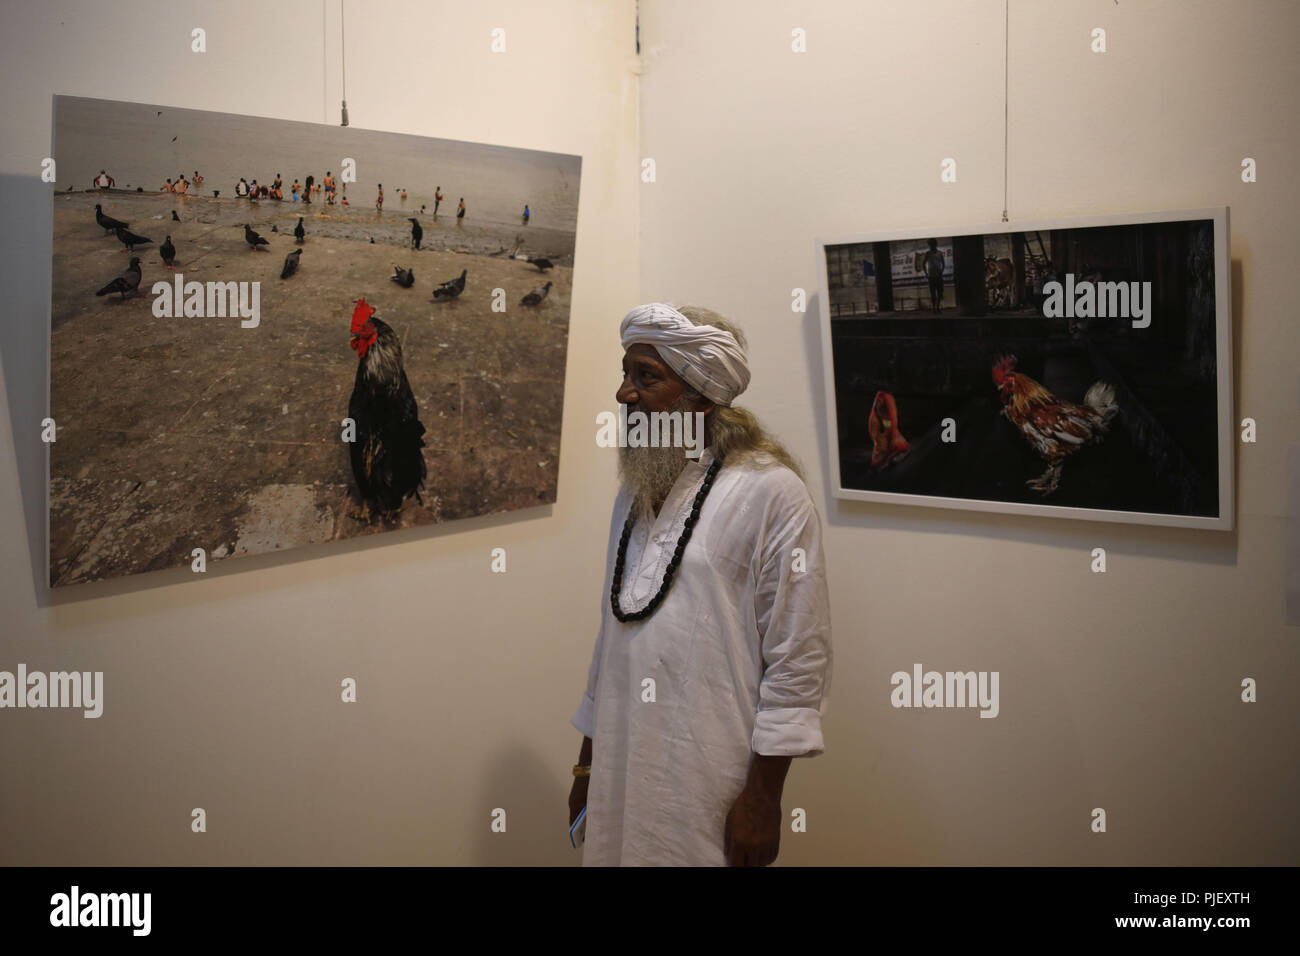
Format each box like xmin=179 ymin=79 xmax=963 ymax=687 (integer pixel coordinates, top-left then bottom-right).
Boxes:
xmin=619 ymin=456 xmax=709 ymax=613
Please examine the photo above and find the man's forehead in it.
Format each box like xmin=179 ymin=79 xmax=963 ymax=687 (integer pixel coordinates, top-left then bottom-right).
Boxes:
xmin=622 ymin=344 xmax=666 ymax=367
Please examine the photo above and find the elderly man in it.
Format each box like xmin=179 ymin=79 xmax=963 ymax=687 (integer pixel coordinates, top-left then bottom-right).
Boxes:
xmin=569 ymin=302 xmax=832 ymax=866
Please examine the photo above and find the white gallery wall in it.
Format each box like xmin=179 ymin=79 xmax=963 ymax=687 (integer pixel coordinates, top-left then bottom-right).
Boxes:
xmin=0 ymin=0 xmax=640 ymax=865
xmin=0 ymin=0 xmax=1296 ymax=866
xmin=637 ymin=0 xmax=1298 ymax=864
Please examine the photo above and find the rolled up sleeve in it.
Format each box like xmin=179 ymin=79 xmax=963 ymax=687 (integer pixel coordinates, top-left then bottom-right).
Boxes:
xmin=570 ymin=617 xmax=602 ymax=739
xmin=751 ymin=475 xmax=832 ymax=757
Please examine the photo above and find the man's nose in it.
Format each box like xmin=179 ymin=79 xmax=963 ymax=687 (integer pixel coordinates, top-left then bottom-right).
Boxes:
xmin=616 ymin=380 xmax=636 ymax=406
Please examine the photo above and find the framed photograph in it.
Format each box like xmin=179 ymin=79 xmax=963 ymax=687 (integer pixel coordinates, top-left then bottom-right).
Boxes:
xmin=816 ymin=207 xmax=1232 ymax=530
xmin=48 ymin=95 xmax=581 ymax=586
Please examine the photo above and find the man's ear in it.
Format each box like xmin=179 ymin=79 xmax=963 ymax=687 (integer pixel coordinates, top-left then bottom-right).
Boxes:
xmin=684 ymin=385 xmax=715 ymax=418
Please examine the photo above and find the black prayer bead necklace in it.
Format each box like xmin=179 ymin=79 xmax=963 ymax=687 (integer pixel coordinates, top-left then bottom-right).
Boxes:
xmin=610 ymin=455 xmax=725 ymax=623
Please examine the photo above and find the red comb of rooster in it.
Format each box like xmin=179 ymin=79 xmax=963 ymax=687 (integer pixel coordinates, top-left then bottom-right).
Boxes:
xmin=351 ymin=297 xmax=376 ymax=334
xmin=992 ymin=354 xmax=1018 ymax=381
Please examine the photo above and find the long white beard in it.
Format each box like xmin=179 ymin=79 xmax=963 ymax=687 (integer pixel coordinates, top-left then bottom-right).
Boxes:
xmin=617 ymin=395 xmax=700 ymax=521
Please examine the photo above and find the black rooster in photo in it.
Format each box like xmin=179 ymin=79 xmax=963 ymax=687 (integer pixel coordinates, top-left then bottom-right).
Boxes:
xmin=347 ymin=298 xmax=427 ymax=520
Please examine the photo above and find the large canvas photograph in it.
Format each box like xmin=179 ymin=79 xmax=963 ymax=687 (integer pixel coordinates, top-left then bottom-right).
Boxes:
xmin=49 ymin=95 xmax=580 ymax=586
xmin=817 ymin=208 xmax=1232 ymax=529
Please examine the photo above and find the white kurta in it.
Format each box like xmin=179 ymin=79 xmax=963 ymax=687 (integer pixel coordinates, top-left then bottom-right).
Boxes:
xmin=571 ymin=447 xmax=832 ymax=866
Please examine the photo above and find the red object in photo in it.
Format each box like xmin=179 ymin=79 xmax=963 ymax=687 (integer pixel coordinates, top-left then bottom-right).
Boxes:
xmin=868 ymin=391 xmax=910 ymax=470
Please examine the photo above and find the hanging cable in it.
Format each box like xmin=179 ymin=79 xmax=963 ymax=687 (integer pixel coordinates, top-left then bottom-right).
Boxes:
xmin=1001 ymin=0 xmax=1009 ymax=222
xmin=340 ymin=0 xmax=349 ymax=125
xmin=322 ymin=0 xmax=328 ymax=124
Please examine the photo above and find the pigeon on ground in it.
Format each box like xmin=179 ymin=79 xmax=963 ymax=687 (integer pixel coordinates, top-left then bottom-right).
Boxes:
xmin=271 ymin=224 xmax=278 ymax=233
xmin=160 ymin=236 xmax=177 ymax=268
xmin=294 ymin=217 xmax=305 ymax=243
xmin=528 ymin=257 xmax=553 ymax=272
xmin=433 ymin=269 xmax=467 ymax=300
xmin=408 ymin=218 xmax=423 ymax=250
xmin=171 ymin=210 xmax=180 ymax=222
xmin=280 ymin=249 xmax=301 ymax=279
xmin=369 ymin=237 xmax=375 ymax=244
xmin=95 ymin=257 xmax=143 ymax=299
xmin=95 ymin=204 xmax=128 ymax=234
xmin=391 ymin=266 xmax=415 ymax=288
xmin=115 ymin=225 xmax=152 ymax=252
xmin=244 ymin=224 xmax=269 ymax=250
xmin=520 ymin=281 xmax=552 ymax=306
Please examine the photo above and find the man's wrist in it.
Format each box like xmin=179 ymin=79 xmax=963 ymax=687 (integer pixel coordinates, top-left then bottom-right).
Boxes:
xmin=745 ymin=753 xmax=793 ymax=800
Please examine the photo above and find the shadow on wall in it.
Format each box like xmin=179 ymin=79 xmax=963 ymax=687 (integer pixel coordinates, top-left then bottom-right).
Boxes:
xmin=1 ymin=173 xmax=50 ymax=608
xmin=473 ymin=744 xmax=580 ymax=866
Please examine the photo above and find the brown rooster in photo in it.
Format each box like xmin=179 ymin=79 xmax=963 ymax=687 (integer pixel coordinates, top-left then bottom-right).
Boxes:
xmin=868 ymin=390 xmax=910 ymax=469
xmin=992 ymin=354 xmax=1118 ymax=494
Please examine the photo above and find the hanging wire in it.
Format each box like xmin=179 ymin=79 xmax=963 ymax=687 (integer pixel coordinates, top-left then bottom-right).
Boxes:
xmin=322 ymin=0 xmax=328 ymax=124
xmin=340 ymin=0 xmax=350 ymax=125
xmin=1001 ymin=0 xmax=1009 ymax=222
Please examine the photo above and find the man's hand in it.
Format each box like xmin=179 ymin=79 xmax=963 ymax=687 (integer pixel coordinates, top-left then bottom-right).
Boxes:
xmin=569 ymin=735 xmax=593 ymax=827
xmin=568 ymin=775 xmax=589 ymax=827
xmin=724 ymin=753 xmax=793 ymax=866
xmin=724 ymin=785 xmax=782 ymax=866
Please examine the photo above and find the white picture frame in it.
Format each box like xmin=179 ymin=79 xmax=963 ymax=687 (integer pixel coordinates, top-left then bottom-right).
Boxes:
xmin=816 ymin=207 xmax=1233 ymax=530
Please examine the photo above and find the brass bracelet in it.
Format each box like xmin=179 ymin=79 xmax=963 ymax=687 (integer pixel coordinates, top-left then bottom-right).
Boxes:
xmin=572 ymin=764 xmax=591 ymax=777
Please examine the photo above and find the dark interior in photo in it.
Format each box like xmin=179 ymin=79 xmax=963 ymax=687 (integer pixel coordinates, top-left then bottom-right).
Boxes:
xmin=827 ymin=219 xmax=1219 ymax=517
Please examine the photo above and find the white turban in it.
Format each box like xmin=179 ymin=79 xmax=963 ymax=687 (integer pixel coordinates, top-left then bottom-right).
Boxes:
xmin=619 ymin=303 xmax=750 ymax=406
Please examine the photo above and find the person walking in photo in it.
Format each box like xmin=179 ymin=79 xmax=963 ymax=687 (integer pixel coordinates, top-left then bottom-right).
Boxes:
xmin=923 ymin=238 xmax=945 ymax=312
